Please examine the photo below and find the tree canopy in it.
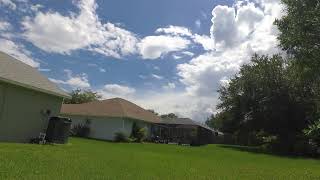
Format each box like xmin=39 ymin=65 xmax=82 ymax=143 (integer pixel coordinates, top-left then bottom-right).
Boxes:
xmin=214 ymin=0 xmax=320 ymax=154
xmin=63 ymin=89 xmax=102 ymax=104
xmin=275 ymin=0 xmax=320 ymax=64
xmin=160 ymin=113 xmax=179 ymax=119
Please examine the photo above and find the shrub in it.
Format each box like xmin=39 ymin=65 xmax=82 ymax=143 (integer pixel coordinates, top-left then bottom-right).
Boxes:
xmin=135 ymin=127 xmax=147 ymax=143
xmin=131 ymin=123 xmax=139 ymax=138
xmin=114 ymin=132 xmax=129 ymax=142
xmin=131 ymin=122 xmax=147 ymax=143
xmin=302 ymin=120 xmax=320 ymax=156
xmin=260 ymin=143 xmax=273 ymax=152
xmin=303 ymin=120 xmax=320 ymax=146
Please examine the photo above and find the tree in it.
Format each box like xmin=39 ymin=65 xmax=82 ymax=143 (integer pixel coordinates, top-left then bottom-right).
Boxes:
xmin=131 ymin=122 xmax=147 ymax=142
xmin=205 ymin=114 xmax=215 ymax=128
xmin=275 ymin=0 xmax=320 ymax=129
xmin=217 ymin=54 xmax=309 ymax=148
xmin=304 ymin=119 xmax=320 ymax=147
xmin=160 ymin=113 xmax=178 ymax=119
xmin=147 ymin=109 xmax=159 ymax=115
xmin=214 ymin=1 xmax=320 ymax=153
xmin=275 ymin=0 xmax=320 ymax=65
xmin=205 ymin=114 xmax=223 ymax=130
xmin=63 ymin=89 xmax=102 ymax=104
xmin=205 ymin=113 xmax=229 ymax=132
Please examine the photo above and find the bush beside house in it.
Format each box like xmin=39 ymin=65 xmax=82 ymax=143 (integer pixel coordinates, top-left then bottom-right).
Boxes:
xmin=130 ymin=122 xmax=147 ymax=142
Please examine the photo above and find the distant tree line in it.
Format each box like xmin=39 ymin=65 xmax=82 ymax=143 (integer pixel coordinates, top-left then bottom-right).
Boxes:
xmin=207 ymin=0 xmax=320 ymax=155
xmin=147 ymin=110 xmax=179 ymax=119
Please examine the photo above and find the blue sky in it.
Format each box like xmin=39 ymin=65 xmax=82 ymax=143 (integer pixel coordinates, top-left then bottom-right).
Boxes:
xmin=0 ymin=0 xmax=283 ymax=121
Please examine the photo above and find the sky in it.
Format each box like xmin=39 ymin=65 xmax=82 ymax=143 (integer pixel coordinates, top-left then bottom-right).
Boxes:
xmin=0 ymin=0 xmax=284 ymax=122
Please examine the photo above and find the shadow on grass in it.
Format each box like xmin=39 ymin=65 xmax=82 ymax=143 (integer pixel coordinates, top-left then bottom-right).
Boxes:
xmin=217 ymin=144 xmax=318 ymax=160
xmin=71 ymin=136 xmax=115 ymax=143
xmin=71 ymin=136 xmax=152 ymax=145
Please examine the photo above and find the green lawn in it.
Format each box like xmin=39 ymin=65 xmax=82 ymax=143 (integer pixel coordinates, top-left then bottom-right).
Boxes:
xmin=0 ymin=138 xmax=319 ymax=180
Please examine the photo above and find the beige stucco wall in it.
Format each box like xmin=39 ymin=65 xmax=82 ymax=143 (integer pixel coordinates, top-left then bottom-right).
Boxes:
xmin=65 ymin=115 xmax=152 ymax=141
xmin=0 ymin=82 xmax=63 ymax=142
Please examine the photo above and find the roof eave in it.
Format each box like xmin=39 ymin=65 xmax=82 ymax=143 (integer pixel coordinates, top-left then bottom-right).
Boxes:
xmin=60 ymin=112 xmax=159 ymax=123
xmin=0 ymin=77 xmax=71 ymax=99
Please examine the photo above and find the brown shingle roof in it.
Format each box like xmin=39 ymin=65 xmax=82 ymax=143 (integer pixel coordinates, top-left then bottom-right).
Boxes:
xmin=160 ymin=117 xmax=215 ymax=131
xmin=0 ymin=51 xmax=70 ymax=98
xmin=160 ymin=117 xmax=197 ymax=125
xmin=60 ymin=98 xmax=161 ymax=123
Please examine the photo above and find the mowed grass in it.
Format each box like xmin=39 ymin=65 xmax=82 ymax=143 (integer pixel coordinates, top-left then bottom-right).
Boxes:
xmin=0 ymin=138 xmax=319 ymax=180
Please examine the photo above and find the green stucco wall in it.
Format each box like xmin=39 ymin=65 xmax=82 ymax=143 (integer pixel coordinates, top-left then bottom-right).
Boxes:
xmin=0 ymin=81 xmax=63 ymax=142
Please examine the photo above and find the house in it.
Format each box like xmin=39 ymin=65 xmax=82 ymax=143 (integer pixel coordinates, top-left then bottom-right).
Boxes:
xmin=0 ymin=52 xmax=70 ymax=142
xmin=60 ymin=98 xmax=161 ymax=141
xmin=153 ymin=117 xmax=217 ymax=145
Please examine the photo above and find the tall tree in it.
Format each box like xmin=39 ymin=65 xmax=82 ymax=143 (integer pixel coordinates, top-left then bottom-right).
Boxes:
xmin=214 ymin=0 xmax=320 ymax=153
xmin=275 ymin=0 xmax=320 ymax=64
xmin=147 ymin=109 xmax=159 ymax=115
xmin=217 ymin=55 xmax=308 ymax=148
xmin=205 ymin=114 xmax=215 ymax=128
xmin=63 ymin=89 xmax=102 ymax=104
xmin=275 ymin=0 xmax=320 ymax=123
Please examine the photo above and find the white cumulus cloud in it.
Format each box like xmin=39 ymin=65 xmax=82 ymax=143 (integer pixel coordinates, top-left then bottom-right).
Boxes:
xmin=177 ymin=52 xmax=242 ymax=97
xmin=195 ymin=20 xmax=201 ymax=29
xmin=162 ymin=82 xmax=176 ymax=90
xmin=155 ymin=25 xmax=192 ymax=37
xmin=174 ymin=0 xmax=283 ymax=120
xmin=192 ymin=34 xmax=215 ymax=51
xmin=99 ymin=84 xmax=136 ymax=98
xmin=99 ymin=68 xmax=106 ymax=73
xmin=49 ymin=69 xmax=91 ymax=89
xmin=0 ymin=0 xmax=16 ymax=10
xmin=0 ymin=21 xmax=11 ymax=31
xmin=0 ymin=39 xmax=39 ymax=67
xmin=21 ymin=0 xmax=138 ymax=58
xmin=138 ymin=35 xmax=190 ymax=59
xmin=133 ymin=92 xmax=218 ymax=121
xmin=182 ymin=51 xmax=194 ymax=57
xmin=210 ymin=1 xmax=273 ymax=50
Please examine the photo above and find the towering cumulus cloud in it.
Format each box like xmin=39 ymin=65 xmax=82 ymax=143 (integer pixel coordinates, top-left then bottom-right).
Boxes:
xmin=172 ymin=0 xmax=284 ymax=119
